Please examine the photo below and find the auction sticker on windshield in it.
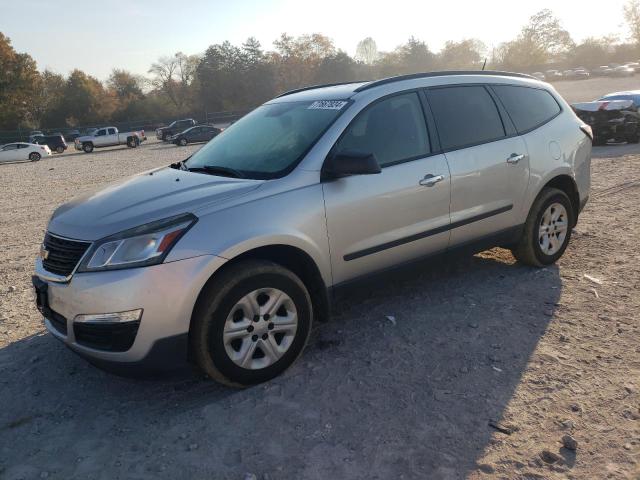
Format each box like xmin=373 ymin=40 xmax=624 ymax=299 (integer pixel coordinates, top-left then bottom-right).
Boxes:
xmin=308 ymin=100 xmax=348 ymax=110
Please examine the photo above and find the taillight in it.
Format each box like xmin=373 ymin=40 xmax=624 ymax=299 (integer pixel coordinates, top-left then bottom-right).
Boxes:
xmin=580 ymin=124 xmax=593 ymax=141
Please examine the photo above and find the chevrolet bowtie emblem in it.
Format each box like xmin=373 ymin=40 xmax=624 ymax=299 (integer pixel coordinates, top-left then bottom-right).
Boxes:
xmin=40 ymin=245 xmax=49 ymax=260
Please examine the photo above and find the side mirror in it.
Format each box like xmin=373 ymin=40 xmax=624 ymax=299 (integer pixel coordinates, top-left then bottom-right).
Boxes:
xmin=322 ymin=150 xmax=381 ymax=180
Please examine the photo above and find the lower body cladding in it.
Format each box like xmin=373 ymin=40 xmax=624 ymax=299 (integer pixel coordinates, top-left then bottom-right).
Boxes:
xmin=33 ymin=254 xmax=227 ymax=376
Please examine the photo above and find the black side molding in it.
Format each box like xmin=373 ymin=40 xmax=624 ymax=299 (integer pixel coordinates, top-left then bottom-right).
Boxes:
xmin=344 ymin=204 xmax=513 ymax=261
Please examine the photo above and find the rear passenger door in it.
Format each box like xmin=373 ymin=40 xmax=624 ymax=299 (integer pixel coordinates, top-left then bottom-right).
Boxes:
xmin=426 ymin=85 xmax=530 ymax=246
xmin=323 ymin=91 xmax=451 ymax=285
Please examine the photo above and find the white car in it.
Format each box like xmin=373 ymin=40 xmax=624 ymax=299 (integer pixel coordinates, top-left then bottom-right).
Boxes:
xmin=0 ymin=142 xmax=51 ymax=163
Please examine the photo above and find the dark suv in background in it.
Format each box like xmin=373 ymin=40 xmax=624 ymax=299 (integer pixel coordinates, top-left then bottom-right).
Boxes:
xmin=35 ymin=134 xmax=67 ymax=154
xmin=156 ymin=119 xmax=197 ymax=141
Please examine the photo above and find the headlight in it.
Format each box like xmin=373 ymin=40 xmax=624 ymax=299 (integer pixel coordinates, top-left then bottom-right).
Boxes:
xmin=77 ymin=213 xmax=197 ymax=272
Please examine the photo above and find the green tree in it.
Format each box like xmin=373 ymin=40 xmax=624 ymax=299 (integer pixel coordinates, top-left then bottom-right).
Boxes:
xmin=438 ymin=39 xmax=486 ymax=69
xmin=495 ymin=9 xmax=574 ymax=71
xmin=0 ymin=33 xmax=41 ymax=130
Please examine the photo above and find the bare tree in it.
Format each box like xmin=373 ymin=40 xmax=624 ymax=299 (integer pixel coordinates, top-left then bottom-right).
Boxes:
xmin=624 ymin=0 xmax=640 ymax=45
xmin=148 ymin=52 xmax=199 ymax=110
xmin=355 ymin=37 xmax=378 ymax=64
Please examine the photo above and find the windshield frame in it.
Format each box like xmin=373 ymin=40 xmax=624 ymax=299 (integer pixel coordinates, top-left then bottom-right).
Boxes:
xmin=184 ymin=99 xmax=353 ymax=180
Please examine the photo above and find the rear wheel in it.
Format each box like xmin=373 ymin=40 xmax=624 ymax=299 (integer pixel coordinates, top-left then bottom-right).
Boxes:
xmin=511 ymin=187 xmax=574 ymax=267
xmin=82 ymin=143 xmax=94 ymax=153
xmin=179 ymin=138 xmax=188 ymax=146
xmin=55 ymin=146 xmax=64 ymax=154
xmin=190 ymin=260 xmax=313 ymax=387
xmin=29 ymin=152 xmax=41 ymax=161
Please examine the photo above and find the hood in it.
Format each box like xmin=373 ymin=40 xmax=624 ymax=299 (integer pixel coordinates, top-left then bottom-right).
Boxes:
xmin=48 ymin=167 xmax=263 ymax=240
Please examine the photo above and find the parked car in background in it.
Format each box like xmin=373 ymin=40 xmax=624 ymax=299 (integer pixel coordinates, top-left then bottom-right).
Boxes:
xmin=573 ymin=68 xmax=590 ymax=79
xmin=545 ymin=70 xmax=563 ymax=80
xmin=573 ymin=98 xmax=639 ymax=145
xmin=531 ymin=72 xmax=546 ymax=80
xmin=171 ymin=125 xmax=222 ymax=146
xmin=28 ymin=133 xmax=45 ymax=144
xmin=34 ymin=134 xmax=67 ymax=154
xmin=612 ymin=65 xmax=635 ymax=77
xmin=65 ymin=130 xmax=81 ymax=142
xmin=0 ymin=142 xmax=51 ymax=163
xmin=74 ymin=126 xmax=146 ymax=153
xmin=33 ymin=71 xmax=591 ymax=386
xmin=599 ymin=90 xmax=640 ymax=105
xmin=156 ymin=119 xmax=196 ymax=141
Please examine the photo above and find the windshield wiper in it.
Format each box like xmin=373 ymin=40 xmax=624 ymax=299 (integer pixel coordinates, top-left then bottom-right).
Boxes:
xmin=187 ymin=165 xmax=245 ymax=178
xmin=170 ymin=157 xmax=190 ymax=171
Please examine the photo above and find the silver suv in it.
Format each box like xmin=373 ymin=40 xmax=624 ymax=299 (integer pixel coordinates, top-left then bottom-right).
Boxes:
xmin=33 ymin=72 xmax=592 ymax=386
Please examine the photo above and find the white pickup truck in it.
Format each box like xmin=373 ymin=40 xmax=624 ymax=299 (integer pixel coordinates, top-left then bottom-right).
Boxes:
xmin=74 ymin=126 xmax=146 ymax=153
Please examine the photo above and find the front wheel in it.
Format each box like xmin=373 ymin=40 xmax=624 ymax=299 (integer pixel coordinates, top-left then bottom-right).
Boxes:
xmin=179 ymin=138 xmax=188 ymax=146
xmin=29 ymin=152 xmax=41 ymax=161
xmin=55 ymin=146 xmax=64 ymax=154
xmin=127 ymin=137 xmax=138 ymax=148
xmin=82 ymin=143 xmax=94 ymax=153
xmin=190 ymin=260 xmax=313 ymax=387
xmin=511 ymin=187 xmax=574 ymax=267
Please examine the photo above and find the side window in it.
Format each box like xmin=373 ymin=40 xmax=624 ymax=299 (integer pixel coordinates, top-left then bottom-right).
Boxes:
xmin=427 ymin=86 xmax=505 ymax=151
xmin=3 ymin=144 xmax=18 ymax=151
xmin=336 ymin=92 xmax=430 ymax=167
xmin=96 ymin=129 xmax=106 ymax=136
xmin=107 ymin=128 xmax=116 ymax=135
xmin=492 ymin=85 xmax=561 ymax=133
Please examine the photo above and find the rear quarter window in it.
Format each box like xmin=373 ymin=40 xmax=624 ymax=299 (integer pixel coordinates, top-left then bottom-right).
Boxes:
xmin=492 ymin=85 xmax=561 ymax=133
xmin=426 ymin=85 xmax=505 ymax=151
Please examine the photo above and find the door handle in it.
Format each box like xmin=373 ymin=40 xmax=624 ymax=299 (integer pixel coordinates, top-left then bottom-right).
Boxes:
xmin=507 ymin=153 xmax=526 ymax=164
xmin=419 ymin=174 xmax=445 ymax=187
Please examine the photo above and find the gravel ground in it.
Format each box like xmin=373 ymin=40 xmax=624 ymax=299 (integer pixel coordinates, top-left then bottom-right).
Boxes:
xmin=0 ymin=139 xmax=639 ymax=480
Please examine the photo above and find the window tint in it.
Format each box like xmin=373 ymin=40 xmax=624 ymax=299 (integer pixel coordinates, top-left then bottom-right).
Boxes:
xmin=427 ymin=86 xmax=505 ymax=150
xmin=3 ymin=144 xmax=18 ymax=151
xmin=493 ymin=85 xmax=561 ymax=133
xmin=336 ymin=92 xmax=429 ymax=167
xmin=107 ymin=128 xmax=116 ymax=135
xmin=96 ymin=129 xmax=106 ymax=136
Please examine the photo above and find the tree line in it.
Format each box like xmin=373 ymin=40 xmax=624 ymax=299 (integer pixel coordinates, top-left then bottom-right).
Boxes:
xmin=2 ymin=4 xmax=640 ymax=132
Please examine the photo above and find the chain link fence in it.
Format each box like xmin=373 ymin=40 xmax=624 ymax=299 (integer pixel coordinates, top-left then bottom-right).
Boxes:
xmin=0 ymin=110 xmax=249 ymax=144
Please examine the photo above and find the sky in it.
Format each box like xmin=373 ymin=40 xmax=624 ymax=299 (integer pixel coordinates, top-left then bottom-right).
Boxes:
xmin=0 ymin=0 xmax=630 ymax=80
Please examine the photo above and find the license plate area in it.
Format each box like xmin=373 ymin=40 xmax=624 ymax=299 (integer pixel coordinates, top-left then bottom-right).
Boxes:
xmin=32 ymin=275 xmax=51 ymax=317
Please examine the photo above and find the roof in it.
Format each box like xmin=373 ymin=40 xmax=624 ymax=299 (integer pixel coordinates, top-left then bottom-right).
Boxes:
xmin=272 ymin=71 xmax=537 ymax=102
xmin=601 ymin=90 xmax=640 ymax=97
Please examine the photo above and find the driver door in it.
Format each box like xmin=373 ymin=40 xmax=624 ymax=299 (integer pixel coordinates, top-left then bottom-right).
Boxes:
xmin=322 ymin=91 xmax=451 ymax=285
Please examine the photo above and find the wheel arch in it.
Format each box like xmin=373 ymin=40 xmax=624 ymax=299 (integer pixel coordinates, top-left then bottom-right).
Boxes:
xmin=534 ymin=174 xmax=580 ymax=226
xmin=187 ymin=244 xmax=330 ymax=359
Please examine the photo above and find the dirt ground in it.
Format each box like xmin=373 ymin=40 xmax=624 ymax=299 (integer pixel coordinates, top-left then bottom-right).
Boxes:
xmin=0 ymin=139 xmax=639 ymax=480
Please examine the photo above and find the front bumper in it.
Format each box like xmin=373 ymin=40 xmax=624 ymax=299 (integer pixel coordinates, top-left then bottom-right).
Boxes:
xmin=33 ymin=254 xmax=226 ymax=372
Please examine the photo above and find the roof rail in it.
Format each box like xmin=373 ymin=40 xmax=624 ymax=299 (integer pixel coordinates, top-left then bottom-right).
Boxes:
xmin=353 ymin=70 xmax=536 ymax=93
xmin=276 ymin=80 xmax=369 ymax=98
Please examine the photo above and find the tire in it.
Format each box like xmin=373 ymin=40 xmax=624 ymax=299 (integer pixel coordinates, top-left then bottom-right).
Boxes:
xmin=625 ymin=130 xmax=639 ymax=144
xmin=29 ymin=152 xmax=41 ymax=161
xmin=82 ymin=143 xmax=94 ymax=153
xmin=190 ymin=260 xmax=313 ymax=387
xmin=55 ymin=146 xmax=64 ymax=154
xmin=127 ymin=137 xmax=137 ymax=148
xmin=179 ymin=138 xmax=188 ymax=146
xmin=511 ymin=187 xmax=574 ymax=267
xmin=593 ymin=136 xmax=607 ymax=146
xmin=162 ymin=133 xmax=170 ymax=141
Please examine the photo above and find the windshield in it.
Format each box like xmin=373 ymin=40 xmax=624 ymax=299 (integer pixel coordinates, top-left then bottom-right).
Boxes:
xmin=186 ymin=100 xmax=350 ymax=179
